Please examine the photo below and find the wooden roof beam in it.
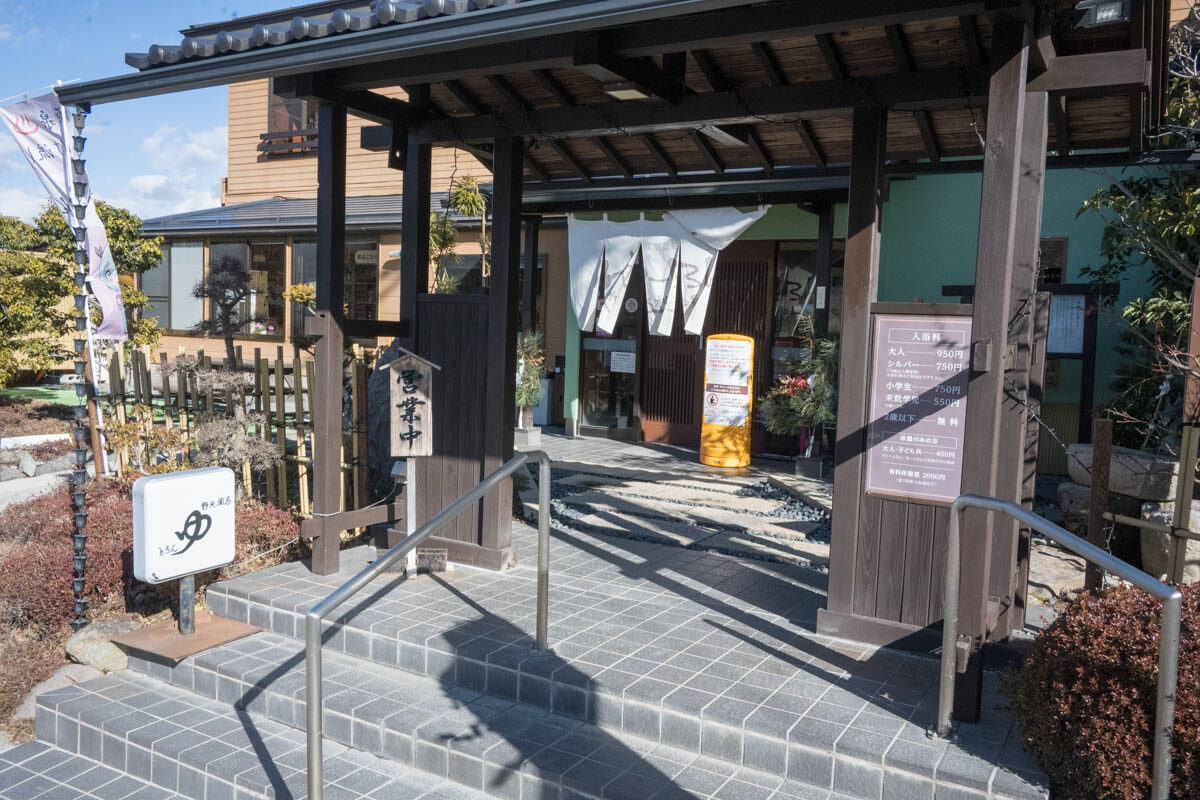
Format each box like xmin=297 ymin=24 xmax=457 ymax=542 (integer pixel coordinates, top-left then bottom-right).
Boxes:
xmin=752 ymin=41 xmax=788 ymax=87
xmin=547 ymin=140 xmax=594 ymax=185
xmin=442 ymin=79 xmax=488 ymax=116
xmin=744 ymin=127 xmax=775 ymax=174
xmin=884 ymin=24 xmax=940 ymax=162
xmin=815 ymin=33 xmax=848 ymax=80
xmin=796 ymin=119 xmax=827 ymax=169
xmin=689 ymin=130 xmax=725 ymax=174
xmin=959 ymin=15 xmax=983 ymax=65
xmin=691 ymin=49 xmax=729 ymax=92
xmin=573 ymin=37 xmax=687 ymax=104
xmin=533 ymin=68 xmax=575 ymax=106
xmin=274 ymin=73 xmax=412 ymax=126
xmin=412 ymin=66 xmax=992 ymax=144
xmin=594 ymin=136 xmax=635 ymax=179
xmin=1025 ymin=49 xmax=1149 ymax=95
xmin=640 ymin=135 xmax=679 ymax=178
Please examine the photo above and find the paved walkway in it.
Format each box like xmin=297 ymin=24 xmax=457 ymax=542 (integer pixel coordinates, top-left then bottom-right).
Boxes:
xmin=521 ymin=429 xmax=833 ymax=514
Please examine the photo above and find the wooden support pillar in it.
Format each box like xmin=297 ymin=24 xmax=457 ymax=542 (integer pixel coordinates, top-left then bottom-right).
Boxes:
xmin=992 ymin=90 xmax=1048 ymax=638
xmin=312 ymin=101 xmax=347 ymax=576
xmin=522 ymin=215 xmax=542 ymax=335
xmin=955 ymin=20 xmax=1030 ymax=720
xmin=814 ymin=202 xmax=835 ymax=338
xmin=823 ymin=106 xmax=886 ymax=621
xmin=402 ymin=84 xmax=432 ymax=351
xmin=386 ymin=85 xmax=432 ymax=554
xmin=479 ymin=136 xmax=524 ymax=562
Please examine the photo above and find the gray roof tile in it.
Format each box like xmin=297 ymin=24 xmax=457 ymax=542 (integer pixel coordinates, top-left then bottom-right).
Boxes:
xmin=127 ymin=0 xmax=520 ymax=70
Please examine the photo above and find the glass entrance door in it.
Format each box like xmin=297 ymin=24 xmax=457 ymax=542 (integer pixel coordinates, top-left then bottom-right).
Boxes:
xmin=579 ymin=290 xmax=643 ymax=438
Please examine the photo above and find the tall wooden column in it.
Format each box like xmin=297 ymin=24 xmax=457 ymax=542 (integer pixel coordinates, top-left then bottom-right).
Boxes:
xmin=956 ymin=20 xmax=1031 ymax=719
xmin=312 ymin=101 xmax=347 ymax=575
xmin=384 ymin=87 xmax=433 ymax=554
xmin=402 ymin=85 xmax=432 ymax=351
xmin=993 ymin=90 xmax=1049 ymax=637
xmin=823 ymin=106 xmax=887 ymax=621
xmin=481 ymin=137 xmax=524 ymax=560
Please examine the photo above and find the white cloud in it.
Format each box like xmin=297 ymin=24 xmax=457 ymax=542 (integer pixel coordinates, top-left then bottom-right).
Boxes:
xmin=0 ymin=24 xmax=11 ymax=43
xmin=101 ymin=170 xmax=222 ymax=220
xmin=141 ymin=125 xmax=226 ymax=170
xmin=0 ymin=186 xmax=49 ymax=222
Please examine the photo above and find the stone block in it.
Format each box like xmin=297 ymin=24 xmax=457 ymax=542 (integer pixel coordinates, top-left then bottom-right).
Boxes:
xmin=1067 ymin=443 xmax=1178 ymax=501
xmin=65 ymin=620 xmax=140 ymax=673
xmin=1141 ymin=500 xmax=1200 ymax=583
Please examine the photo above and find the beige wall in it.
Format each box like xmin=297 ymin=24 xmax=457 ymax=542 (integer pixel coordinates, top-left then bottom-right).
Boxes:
xmin=225 ymin=79 xmax=492 ymax=204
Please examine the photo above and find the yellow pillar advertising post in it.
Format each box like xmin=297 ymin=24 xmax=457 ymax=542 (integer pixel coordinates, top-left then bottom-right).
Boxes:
xmin=700 ymin=334 xmax=755 ymax=468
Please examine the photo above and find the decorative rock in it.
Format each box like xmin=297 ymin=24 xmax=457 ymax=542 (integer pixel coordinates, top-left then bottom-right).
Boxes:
xmin=1140 ymin=500 xmax=1200 ymax=583
xmin=34 ymin=454 xmax=76 ymax=475
xmin=0 ymin=466 xmax=21 ymax=482
xmin=14 ymin=663 xmax=101 ymax=719
xmin=1066 ymin=443 xmax=1178 ymax=501
xmin=0 ymin=449 xmax=28 ymax=467
xmin=1055 ymin=481 xmax=1091 ymax=535
xmin=18 ymin=453 xmax=36 ymax=478
xmin=65 ymin=619 xmax=141 ymax=673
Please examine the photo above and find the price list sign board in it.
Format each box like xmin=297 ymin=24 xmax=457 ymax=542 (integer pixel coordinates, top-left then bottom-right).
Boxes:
xmin=864 ymin=314 xmax=972 ymax=503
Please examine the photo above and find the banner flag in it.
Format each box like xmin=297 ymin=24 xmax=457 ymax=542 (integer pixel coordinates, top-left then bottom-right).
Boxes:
xmin=0 ymin=92 xmax=128 ymax=341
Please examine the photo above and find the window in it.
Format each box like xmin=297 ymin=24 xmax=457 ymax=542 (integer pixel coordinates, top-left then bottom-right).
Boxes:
xmin=261 ymin=79 xmax=319 ymax=158
xmin=140 ymin=242 xmax=204 ymax=331
xmin=207 ymin=240 xmax=285 ymax=337
xmin=1039 ymin=237 xmax=1069 ymax=284
xmin=291 ymin=238 xmax=380 ymax=334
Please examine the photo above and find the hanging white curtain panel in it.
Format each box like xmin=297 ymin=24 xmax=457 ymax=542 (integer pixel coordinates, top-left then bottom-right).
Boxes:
xmin=566 ymin=215 xmax=606 ymax=331
xmin=567 ymin=206 xmax=769 ymax=337
xmin=666 ymin=207 xmax=768 ymax=335
xmin=593 ymin=218 xmax=642 ymax=335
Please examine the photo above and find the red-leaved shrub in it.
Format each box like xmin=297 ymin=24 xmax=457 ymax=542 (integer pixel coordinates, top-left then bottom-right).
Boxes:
xmin=1007 ymin=585 xmax=1200 ymax=799
xmin=0 ymin=479 xmax=302 ymax=631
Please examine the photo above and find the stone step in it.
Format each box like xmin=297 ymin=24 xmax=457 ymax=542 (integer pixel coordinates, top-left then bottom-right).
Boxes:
xmin=559 ymin=490 xmax=825 ymax=542
xmin=122 ymin=631 xmax=857 ymax=800
xmin=552 ymin=461 xmax=763 ymax=490
xmin=34 ymin=668 xmax=494 ymax=800
xmin=554 ymin=474 xmax=783 ymax=515
xmin=0 ymin=740 xmax=187 ymax=800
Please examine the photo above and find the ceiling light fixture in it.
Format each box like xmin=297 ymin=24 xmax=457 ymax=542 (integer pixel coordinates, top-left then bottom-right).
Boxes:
xmin=602 ymin=81 xmax=653 ymax=101
xmin=1074 ymin=0 xmax=1129 ymax=28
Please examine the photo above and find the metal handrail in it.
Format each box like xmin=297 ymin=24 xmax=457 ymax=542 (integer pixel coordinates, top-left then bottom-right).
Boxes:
xmin=306 ymin=450 xmax=553 ymax=800
xmin=938 ymin=494 xmax=1182 ymax=800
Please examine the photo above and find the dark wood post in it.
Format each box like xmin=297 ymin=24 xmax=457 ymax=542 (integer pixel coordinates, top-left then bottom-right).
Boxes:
xmin=825 ymin=106 xmax=886 ymax=619
xmin=522 ymin=215 xmax=542 ymax=335
xmin=992 ymin=90 xmax=1048 ymax=637
xmin=386 ymin=85 xmax=432 ymax=553
xmin=814 ymin=202 xmax=835 ymax=339
xmin=956 ymin=19 xmax=1030 ymax=719
xmin=1085 ymin=416 xmax=1113 ymax=590
xmin=312 ymin=101 xmax=347 ymax=575
xmin=480 ymin=136 xmax=524 ymax=561
xmin=402 ymin=84 xmax=432 ymax=351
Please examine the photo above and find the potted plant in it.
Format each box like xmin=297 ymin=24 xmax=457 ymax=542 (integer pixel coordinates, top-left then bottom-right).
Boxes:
xmin=515 ymin=331 xmax=546 ymax=446
xmin=758 ymin=314 xmax=837 ymax=478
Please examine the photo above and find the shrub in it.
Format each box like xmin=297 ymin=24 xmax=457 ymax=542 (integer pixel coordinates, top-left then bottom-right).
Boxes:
xmin=0 ymin=479 xmax=302 ymax=630
xmin=1006 ymin=585 xmax=1200 ymax=799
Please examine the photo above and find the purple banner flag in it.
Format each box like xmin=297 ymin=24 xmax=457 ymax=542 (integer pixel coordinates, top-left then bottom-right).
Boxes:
xmin=0 ymin=92 xmax=128 ymax=341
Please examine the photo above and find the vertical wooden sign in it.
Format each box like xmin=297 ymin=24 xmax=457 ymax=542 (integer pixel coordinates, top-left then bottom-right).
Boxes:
xmin=390 ymin=354 xmax=433 ymax=458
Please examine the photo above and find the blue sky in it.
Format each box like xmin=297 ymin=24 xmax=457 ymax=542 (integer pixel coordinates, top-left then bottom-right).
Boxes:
xmin=0 ymin=0 xmax=288 ymax=222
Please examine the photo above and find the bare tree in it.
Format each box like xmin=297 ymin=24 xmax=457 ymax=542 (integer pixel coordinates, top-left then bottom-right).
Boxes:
xmin=191 ymin=255 xmax=262 ymax=368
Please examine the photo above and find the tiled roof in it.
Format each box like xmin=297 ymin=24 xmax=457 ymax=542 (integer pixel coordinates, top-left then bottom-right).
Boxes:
xmin=138 ymin=192 xmax=477 ymax=235
xmin=127 ymin=0 xmax=519 ymax=70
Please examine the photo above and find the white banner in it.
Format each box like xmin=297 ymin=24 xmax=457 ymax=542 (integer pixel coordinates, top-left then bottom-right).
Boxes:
xmin=0 ymin=93 xmax=127 ymax=341
xmin=594 ymin=218 xmax=641 ymax=335
xmin=567 ymin=206 xmax=769 ymax=337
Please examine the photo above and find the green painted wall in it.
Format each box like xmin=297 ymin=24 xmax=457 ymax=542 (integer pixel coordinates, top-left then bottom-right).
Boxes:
xmin=877 ymin=168 xmax=1154 ymax=405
